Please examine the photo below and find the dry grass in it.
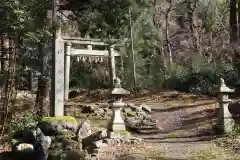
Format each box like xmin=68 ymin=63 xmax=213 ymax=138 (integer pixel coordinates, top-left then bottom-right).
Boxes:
xmin=187 ymin=145 xmax=239 ymax=160
xmin=97 ymin=142 xmax=165 ymax=160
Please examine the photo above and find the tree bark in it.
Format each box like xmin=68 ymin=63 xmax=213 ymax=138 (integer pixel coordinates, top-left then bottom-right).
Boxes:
xmin=0 ymin=34 xmax=8 ymax=72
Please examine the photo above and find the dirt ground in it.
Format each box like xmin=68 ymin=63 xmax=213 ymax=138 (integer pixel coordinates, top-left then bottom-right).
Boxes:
xmin=68 ymin=90 xmax=240 ymax=159
xmin=1 ymin=90 xmax=240 ymax=159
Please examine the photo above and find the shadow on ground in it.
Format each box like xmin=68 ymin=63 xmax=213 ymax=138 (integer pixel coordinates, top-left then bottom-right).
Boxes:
xmin=0 ymin=152 xmax=11 ymax=160
xmin=116 ymin=153 xmax=185 ymax=160
xmin=229 ymin=102 xmax=240 ymax=124
xmin=140 ymin=103 xmax=220 ymax=143
xmin=142 ymin=101 xmax=240 ymax=144
xmin=151 ymin=101 xmax=216 ymax=112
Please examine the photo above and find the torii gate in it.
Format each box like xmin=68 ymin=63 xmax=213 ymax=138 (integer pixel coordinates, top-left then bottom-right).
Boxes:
xmin=52 ymin=31 xmax=124 ymax=116
xmin=63 ymin=36 xmax=121 ymax=101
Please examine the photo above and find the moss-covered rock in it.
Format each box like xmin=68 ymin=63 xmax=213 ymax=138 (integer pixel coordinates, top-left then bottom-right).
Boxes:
xmin=116 ymin=130 xmax=130 ymax=135
xmin=38 ymin=116 xmax=78 ymax=137
xmin=41 ymin=116 xmax=77 ymax=124
xmin=55 ymin=135 xmax=74 ymax=140
xmin=127 ymin=111 xmax=137 ymax=117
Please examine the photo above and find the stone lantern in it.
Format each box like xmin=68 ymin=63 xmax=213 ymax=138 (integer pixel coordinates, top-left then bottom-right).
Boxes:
xmin=216 ymin=78 xmax=234 ymax=133
xmin=108 ymin=78 xmax=130 ymax=137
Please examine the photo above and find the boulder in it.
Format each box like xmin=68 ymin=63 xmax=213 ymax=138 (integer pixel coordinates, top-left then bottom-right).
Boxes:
xmin=50 ymin=136 xmax=80 ymax=150
xmin=125 ymin=115 xmax=162 ymax=134
xmin=130 ymin=137 xmax=143 ymax=145
xmin=127 ymin=103 xmax=141 ymax=112
xmin=77 ymin=119 xmax=92 ymax=143
xmin=47 ymin=149 xmax=86 ymax=160
xmin=12 ymin=143 xmax=38 ymax=160
xmin=11 ymin=127 xmax=52 ymax=159
xmin=82 ymin=130 xmax=108 ymax=149
xmin=90 ymin=140 xmax=109 ymax=154
xmin=38 ymin=116 xmax=78 ymax=137
xmin=97 ymin=103 xmax=109 ymax=108
xmin=11 ymin=139 xmax=23 ymax=148
xmin=81 ymin=105 xmax=96 ymax=113
xmin=122 ymin=108 xmax=132 ymax=113
xmin=103 ymin=108 xmax=112 ymax=116
xmin=93 ymin=108 xmax=105 ymax=117
xmin=13 ymin=143 xmax=34 ymax=152
xmin=103 ymin=138 xmax=122 ymax=146
xmin=126 ymin=111 xmax=137 ymax=117
xmin=22 ymin=128 xmax=37 ymax=143
xmin=24 ymin=127 xmax=52 ymax=159
xmin=136 ymin=111 xmax=147 ymax=120
xmin=68 ymin=90 xmax=80 ymax=99
xmin=140 ymin=104 xmax=151 ymax=113
xmin=12 ymin=127 xmax=36 ymax=144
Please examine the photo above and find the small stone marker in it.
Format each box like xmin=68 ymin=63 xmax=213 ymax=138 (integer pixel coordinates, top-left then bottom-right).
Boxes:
xmin=28 ymin=70 xmax=39 ymax=92
xmin=216 ymin=78 xmax=234 ymax=133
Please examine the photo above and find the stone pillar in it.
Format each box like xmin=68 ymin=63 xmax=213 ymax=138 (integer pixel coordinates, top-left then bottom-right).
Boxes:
xmin=51 ymin=27 xmax=65 ymax=116
xmin=108 ymin=78 xmax=130 ymax=137
xmin=64 ymin=42 xmax=71 ymax=101
xmin=109 ymin=45 xmax=116 ymax=86
xmin=216 ymin=78 xmax=234 ymax=133
xmin=87 ymin=44 xmax=92 ymax=50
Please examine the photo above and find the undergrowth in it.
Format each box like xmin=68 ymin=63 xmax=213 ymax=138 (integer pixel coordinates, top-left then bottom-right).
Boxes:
xmin=7 ymin=111 xmax=39 ymax=137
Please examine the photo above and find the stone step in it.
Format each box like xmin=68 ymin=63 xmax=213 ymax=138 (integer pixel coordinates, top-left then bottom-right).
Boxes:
xmin=126 ymin=125 xmax=158 ymax=130
xmin=127 ymin=126 xmax=161 ymax=134
xmin=141 ymin=122 xmax=157 ymax=127
xmin=135 ymin=129 xmax=161 ymax=135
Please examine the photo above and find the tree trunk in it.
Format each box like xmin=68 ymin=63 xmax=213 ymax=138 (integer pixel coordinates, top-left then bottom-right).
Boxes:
xmin=230 ymin=0 xmax=237 ymax=42
xmin=153 ymin=0 xmax=157 ymax=27
xmin=35 ymin=76 xmax=50 ymax=116
xmin=0 ymin=34 xmax=8 ymax=72
xmin=231 ymin=0 xmax=240 ymax=94
xmin=39 ymin=43 xmax=46 ymax=75
xmin=238 ymin=0 xmax=240 ymax=38
xmin=164 ymin=1 xmax=172 ymax=77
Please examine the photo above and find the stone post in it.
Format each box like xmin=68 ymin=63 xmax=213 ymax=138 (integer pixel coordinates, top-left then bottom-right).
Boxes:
xmin=108 ymin=45 xmax=116 ymax=86
xmin=87 ymin=44 xmax=92 ymax=50
xmin=64 ymin=42 xmax=71 ymax=101
xmin=28 ymin=70 xmax=38 ymax=93
xmin=216 ymin=78 xmax=234 ymax=133
xmin=108 ymin=78 xmax=130 ymax=138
